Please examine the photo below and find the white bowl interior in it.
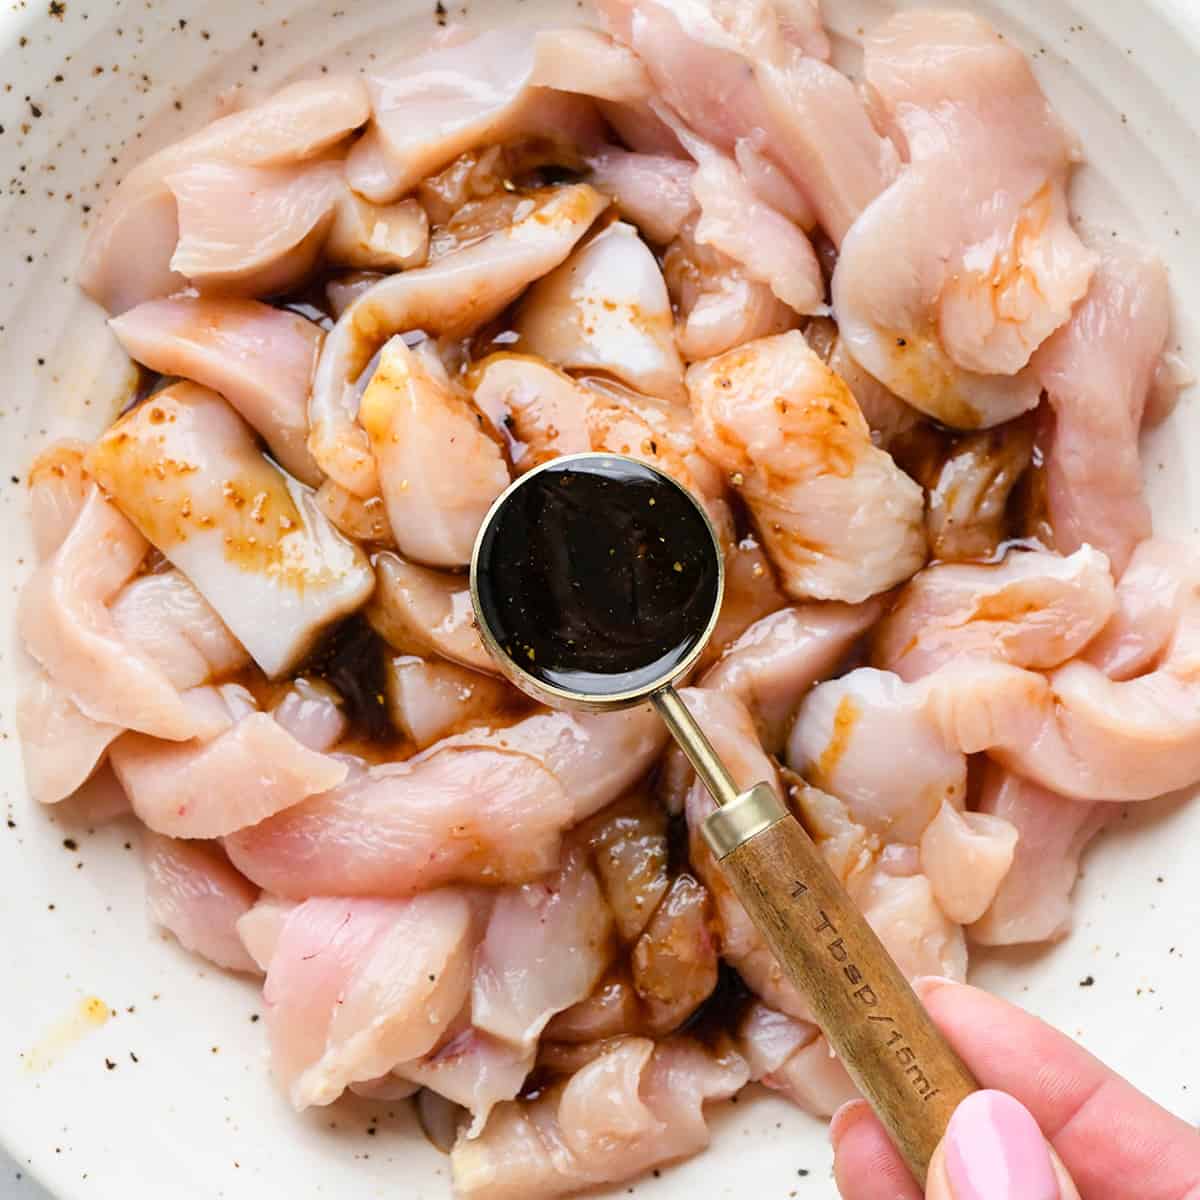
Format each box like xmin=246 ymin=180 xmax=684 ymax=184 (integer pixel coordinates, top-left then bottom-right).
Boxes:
xmin=2 ymin=0 xmax=1200 ymax=1196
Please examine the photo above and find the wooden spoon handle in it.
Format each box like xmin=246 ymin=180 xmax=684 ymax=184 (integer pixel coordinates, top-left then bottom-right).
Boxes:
xmin=715 ymin=806 xmax=977 ymax=1185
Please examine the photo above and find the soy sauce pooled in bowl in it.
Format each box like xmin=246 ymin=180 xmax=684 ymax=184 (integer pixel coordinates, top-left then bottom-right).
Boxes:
xmin=473 ymin=456 xmax=722 ymax=700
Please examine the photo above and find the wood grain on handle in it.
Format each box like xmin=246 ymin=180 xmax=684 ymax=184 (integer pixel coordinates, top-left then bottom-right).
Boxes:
xmin=719 ymin=813 xmax=977 ymax=1185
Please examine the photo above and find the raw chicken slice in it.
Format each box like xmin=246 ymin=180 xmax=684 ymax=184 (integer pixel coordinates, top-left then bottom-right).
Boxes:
xmin=367 ymin=552 xmax=496 ymax=674
xmin=531 ymin=29 xmax=651 ymax=103
xmin=264 ymin=892 xmax=476 ymax=1108
xmin=546 ymin=972 xmax=645 ymax=1043
xmin=27 ymin=439 xmax=91 ymax=560
xmin=699 ymin=533 xmax=787 ymax=670
xmin=786 ymin=777 xmax=874 ymax=887
xmin=167 ymin=160 xmax=343 ymax=296
xmin=225 ymin=741 xmax=574 ymax=897
xmin=631 ymin=874 xmax=718 ymax=1034
xmin=514 ymin=221 xmax=685 ymax=402
xmin=142 ymin=832 xmax=260 ymax=974
xmin=270 ymin=679 xmax=348 ymax=753
xmin=969 ymin=763 xmax=1107 ymax=946
xmin=687 ymin=331 xmax=926 ymax=603
xmin=326 ymin=193 xmax=429 ymax=273
xmin=873 ymin=547 xmax=1116 ymax=683
xmin=919 ymin=800 xmax=1018 ymax=925
xmin=664 ymin=218 xmax=798 ymax=361
xmin=309 ymin=183 xmax=608 ymax=497
xmin=472 ymin=850 xmax=614 ymax=1050
xmin=18 ymin=487 xmax=214 ymax=741
xmin=833 ymin=12 xmax=1097 ymax=427
xmin=701 ymin=600 xmax=881 ymax=751
xmin=359 ymin=337 xmax=510 ymax=568
xmin=314 ymin=479 xmax=394 ymax=545
xmin=347 ymin=31 xmax=604 ymax=203
xmin=51 ymin=761 xmax=131 ymax=827
xmin=733 ymin=136 xmax=814 ymax=229
xmin=789 ymin=668 xmax=966 ymax=844
xmin=235 ymin=895 xmax=298 ymax=973
xmin=110 ymin=684 xmax=347 ymax=838
xmin=386 ymin=655 xmax=515 ymax=749
xmin=586 ymin=148 xmax=695 ymax=244
xmin=451 ymin=1036 xmax=749 ymax=1199
xmin=109 ymin=297 xmax=324 ymax=485
xmin=86 ymin=383 xmax=374 ymax=678
xmin=1033 ymin=245 xmax=1171 ymax=575
xmin=80 ymin=76 xmax=369 ymax=314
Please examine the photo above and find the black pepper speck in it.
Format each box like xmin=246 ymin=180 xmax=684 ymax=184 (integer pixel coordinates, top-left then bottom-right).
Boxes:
xmin=1079 ymin=975 xmax=1095 ymax=987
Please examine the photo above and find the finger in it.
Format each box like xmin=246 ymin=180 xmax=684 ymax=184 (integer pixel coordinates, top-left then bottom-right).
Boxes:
xmin=830 ymin=1100 xmax=923 ymax=1200
xmin=916 ymin=977 xmax=1200 ymax=1200
xmin=924 ymin=1090 xmax=1081 ymax=1200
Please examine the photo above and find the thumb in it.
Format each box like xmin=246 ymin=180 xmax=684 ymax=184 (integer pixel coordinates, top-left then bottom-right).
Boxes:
xmin=925 ymin=1090 xmax=1081 ymax=1200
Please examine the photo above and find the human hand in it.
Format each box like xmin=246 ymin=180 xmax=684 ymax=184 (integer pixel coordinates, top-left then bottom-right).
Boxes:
xmin=831 ymin=977 xmax=1200 ymax=1200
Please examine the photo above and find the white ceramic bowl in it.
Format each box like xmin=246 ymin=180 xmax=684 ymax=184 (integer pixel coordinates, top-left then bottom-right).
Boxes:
xmin=2 ymin=1 xmax=1200 ymax=1196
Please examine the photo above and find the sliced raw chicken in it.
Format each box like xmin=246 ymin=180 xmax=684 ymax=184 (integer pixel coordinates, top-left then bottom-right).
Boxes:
xmin=452 ymin=1036 xmax=749 ymax=1199
xmin=27 ymin=439 xmax=91 ymax=560
xmin=699 ymin=533 xmax=788 ymax=670
xmin=833 ymin=11 xmax=1097 ymax=427
xmin=701 ymin=600 xmax=881 ymax=751
xmin=786 ymin=777 xmax=874 ymax=887
xmin=235 ymin=895 xmax=298 ymax=973
xmin=586 ymin=148 xmax=695 ymax=244
xmin=789 ymin=668 xmax=966 ymax=844
xmin=687 ymin=331 xmax=926 ymax=603
xmin=515 ymin=221 xmax=685 ymax=402
xmin=531 ymin=29 xmax=651 ymax=103
xmin=142 ymin=832 xmax=260 ymax=973
xmin=546 ymin=971 xmax=645 ymax=1043
xmin=919 ymin=800 xmax=1018 ymax=925
xmin=51 ymin=761 xmax=131 ymax=827
xmin=367 ymin=552 xmax=496 ymax=674
xmin=386 ymin=655 xmax=516 ymax=749
xmin=873 ymin=547 xmax=1116 ymax=682
xmin=969 ymin=763 xmax=1107 ymax=946
xmin=1032 ymin=245 xmax=1171 ymax=574
xmin=110 ymin=684 xmax=347 ymax=838
xmin=109 ymin=297 xmax=324 ymax=485
xmin=358 ymin=337 xmax=510 ymax=568
xmin=167 ymin=160 xmax=344 ymax=296
xmin=326 ymin=193 xmax=429 ymax=272
xmin=80 ymin=76 xmax=369 ymax=314
xmin=264 ymin=892 xmax=477 ymax=1108
xmin=314 ymin=479 xmax=394 ymax=545
xmin=85 ymin=383 xmax=374 ymax=677
xmin=270 ymin=679 xmax=348 ymax=753
xmin=346 ymin=28 xmax=604 ymax=203
xmin=631 ymin=874 xmax=718 ymax=1034
xmin=309 ymin=182 xmax=608 ymax=497
xmin=733 ymin=136 xmax=815 ymax=229
xmin=472 ymin=850 xmax=614 ymax=1050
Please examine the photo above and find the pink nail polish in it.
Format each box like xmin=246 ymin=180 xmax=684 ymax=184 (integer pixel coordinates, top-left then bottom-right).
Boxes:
xmin=945 ymin=1091 xmax=1059 ymax=1200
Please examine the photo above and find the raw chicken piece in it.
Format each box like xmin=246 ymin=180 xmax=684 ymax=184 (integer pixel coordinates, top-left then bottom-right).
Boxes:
xmin=109 ymin=297 xmax=324 ymax=485
xmin=786 ymin=776 xmax=875 ymax=887
xmin=699 ymin=534 xmax=787 ymax=669
xmin=386 ymin=655 xmax=515 ymax=749
xmin=50 ymin=762 xmax=131 ymax=828
xmin=701 ymin=600 xmax=881 ymax=751
xmin=1033 ymin=245 xmax=1170 ymax=575
xmin=472 ymin=850 xmax=614 ymax=1050
xmin=586 ymin=148 xmax=695 ymax=244
xmin=359 ymin=337 xmax=510 ymax=568
xmin=451 ymin=1036 xmax=749 ymax=1199
xmin=325 ymin=272 xmax=385 ymax=319
xmin=27 ymin=439 xmax=90 ymax=560
xmin=833 ymin=12 xmax=1097 ymax=427
xmin=789 ymin=668 xmax=966 ymax=844
xmin=367 ymin=552 xmax=496 ymax=674
xmin=664 ymin=218 xmax=798 ymax=361
xmin=166 ymin=160 xmax=343 ymax=296
xmin=733 ymin=136 xmax=814 ymax=229
xmin=264 ymin=892 xmax=477 ymax=1108
xmin=531 ymin=29 xmax=651 ymax=103
xmin=1084 ymin=540 xmax=1198 ymax=680
xmin=18 ymin=487 xmax=214 ymax=741
xmin=309 ymin=183 xmax=608 ymax=497
xmin=515 ymin=221 xmax=685 ymax=402
xmin=235 ymin=895 xmax=297 ymax=973
xmin=80 ymin=76 xmax=369 ymax=314
xmin=326 ymin=193 xmax=429 ymax=273
xmin=86 ymin=383 xmax=375 ymax=678
xmin=631 ymin=874 xmax=718 ymax=1034
xmin=314 ymin=479 xmax=394 ymax=545
xmin=873 ymin=548 xmax=1116 ymax=683
xmin=687 ymin=332 xmax=926 ymax=603
xmin=142 ymin=832 xmax=260 ymax=974
xmin=969 ymin=764 xmax=1107 ymax=946
xmin=546 ymin=972 xmax=645 ymax=1043
xmin=271 ymin=679 xmax=348 ymax=753
xmin=919 ymin=800 xmax=1018 ymax=925
xmin=110 ymin=684 xmax=347 ymax=838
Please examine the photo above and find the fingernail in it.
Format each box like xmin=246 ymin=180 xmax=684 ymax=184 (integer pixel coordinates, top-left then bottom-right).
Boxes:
xmin=829 ymin=1099 xmax=871 ymax=1150
xmin=913 ymin=975 xmax=961 ymax=999
xmin=944 ymin=1090 xmax=1059 ymax=1200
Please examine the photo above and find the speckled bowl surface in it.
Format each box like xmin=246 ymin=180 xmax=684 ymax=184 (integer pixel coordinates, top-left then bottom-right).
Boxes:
xmin=1 ymin=1 xmax=1199 ymax=1197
